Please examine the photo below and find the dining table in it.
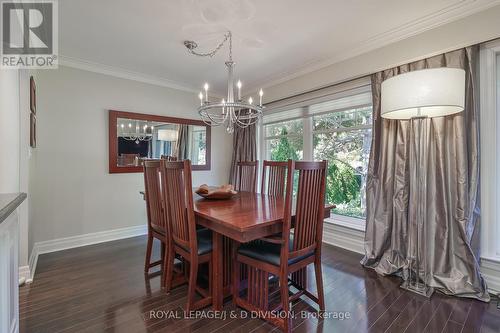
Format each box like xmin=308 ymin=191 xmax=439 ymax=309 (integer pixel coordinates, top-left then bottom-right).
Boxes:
xmin=141 ymin=190 xmax=334 ymax=311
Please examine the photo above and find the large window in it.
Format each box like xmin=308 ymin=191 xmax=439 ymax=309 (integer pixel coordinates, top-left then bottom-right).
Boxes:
xmin=479 ymin=41 xmax=500 ymax=261
xmin=313 ymin=106 xmax=372 ymax=218
xmin=261 ymin=82 xmax=372 ymax=223
xmin=264 ymin=118 xmax=303 ymax=161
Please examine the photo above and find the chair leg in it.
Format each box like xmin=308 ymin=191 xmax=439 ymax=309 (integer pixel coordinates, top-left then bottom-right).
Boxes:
xmin=314 ymin=257 xmax=325 ymax=311
xmin=144 ymin=234 xmax=153 ymax=273
xmin=280 ymin=272 xmax=291 ymax=333
xmin=164 ymin=246 xmax=175 ymax=292
xmin=186 ymin=258 xmax=199 ymax=312
xmin=160 ymin=241 xmax=169 ymax=289
xmin=160 ymin=242 xmax=166 ymax=271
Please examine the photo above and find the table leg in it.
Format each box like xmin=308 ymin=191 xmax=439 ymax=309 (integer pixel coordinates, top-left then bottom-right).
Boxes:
xmin=212 ymin=231 xmax=224 ymax=311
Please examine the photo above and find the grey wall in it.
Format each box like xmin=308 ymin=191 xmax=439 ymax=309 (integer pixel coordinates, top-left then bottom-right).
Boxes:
xmin=29 ymin=66 xmax=232 ymax=251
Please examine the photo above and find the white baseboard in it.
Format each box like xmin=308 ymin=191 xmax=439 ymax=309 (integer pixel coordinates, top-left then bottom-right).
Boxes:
xmin=27 ymin=225 xmax=147 ymax=282
xmin=322 ymin=222 xmax=500 ymax=294
xmin=18 ymin=265 xmax=31 ymax=284
xmin=322 ymin=221 xmax=365 ymax=255
xmin=480 ymin=257 xmax=500 ymax=294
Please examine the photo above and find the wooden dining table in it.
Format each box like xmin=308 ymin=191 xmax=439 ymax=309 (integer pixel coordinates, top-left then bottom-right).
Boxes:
xmin=140 ymin=190 xmax=334 ymax=311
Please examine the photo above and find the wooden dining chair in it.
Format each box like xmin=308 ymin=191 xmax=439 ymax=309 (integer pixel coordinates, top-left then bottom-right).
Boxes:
xmin=261 ymin=160 xmax=288 ymax=196
xmin=233 ymin=160 xmax=328 ymax=332
xmin=236 ymin=160 xmax=258 ymax=193
xmin=143 ymin=160 xmax=167 ymax=278
xmin=122 ymin=153 xmax=139 ymax=166
xmin=160 ymin=159 xmax=213 ymax=311
xmin=161 ymin=155 xmax=177 ymax=161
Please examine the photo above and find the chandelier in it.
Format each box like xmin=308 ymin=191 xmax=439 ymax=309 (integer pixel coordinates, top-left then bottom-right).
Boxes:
xmin=118 ymin=121 xmax=153 ymax=144
xmin=184 ymin=31 xmax=264 ymax=134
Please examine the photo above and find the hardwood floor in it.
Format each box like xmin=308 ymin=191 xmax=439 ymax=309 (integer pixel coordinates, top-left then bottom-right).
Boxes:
xmin=20 ymin=235 xmax=500 ymax=333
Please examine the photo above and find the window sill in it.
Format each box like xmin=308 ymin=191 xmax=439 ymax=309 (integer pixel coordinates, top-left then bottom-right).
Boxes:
xmin=325 ymin=214 xmax=366 ymax=232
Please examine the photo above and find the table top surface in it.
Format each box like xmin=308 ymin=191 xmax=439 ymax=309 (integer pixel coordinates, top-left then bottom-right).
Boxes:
xmin=140 ymin=190 xmax=334 ymax=241
xmin=193 ymin=191 xmax=334 ymax=233
xmin=193 ymin=191 xmax=286 ymax=233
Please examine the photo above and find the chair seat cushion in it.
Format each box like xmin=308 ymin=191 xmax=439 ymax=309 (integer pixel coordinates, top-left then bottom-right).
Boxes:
xmin=238 ymin=235 xmax=313 ymax=266
xmin=196 ymin=228 xmax=213 ymax=255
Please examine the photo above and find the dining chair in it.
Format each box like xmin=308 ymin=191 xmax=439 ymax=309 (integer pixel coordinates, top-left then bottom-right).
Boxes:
xmin=160 ymin=159 xmax=213 ymax=311
xmin=261 ymin=160 xmax=288 ymax=196
xmin=233 ymin=160 xmax=328 ymax=332
xmin=143 ymin=160 xmax=167 ymax=279
xmin=161 ymin=155 xmax=177 ymax=161
xmin=236 ymin=160 xmax=258 ymax=193
xmin=122 ymin=153 xmax=139 ymax=166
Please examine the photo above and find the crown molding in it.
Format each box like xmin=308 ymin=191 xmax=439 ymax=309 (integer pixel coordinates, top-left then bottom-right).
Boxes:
xmin=58 ymin=1 xmax=500 ymax=98
xmin=245 ymin=0 xmax=500 ymax=94
xmin=58 ymin=55 xmax=200 ymax=94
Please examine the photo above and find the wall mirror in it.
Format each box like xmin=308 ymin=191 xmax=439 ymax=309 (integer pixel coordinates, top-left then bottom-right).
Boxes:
xmin=108 ymin=110 xmax=211 ymax=173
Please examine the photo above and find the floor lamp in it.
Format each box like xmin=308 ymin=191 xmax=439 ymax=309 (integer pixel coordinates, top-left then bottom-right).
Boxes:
xmin=380 ymin=67 xmax=466 ymax=297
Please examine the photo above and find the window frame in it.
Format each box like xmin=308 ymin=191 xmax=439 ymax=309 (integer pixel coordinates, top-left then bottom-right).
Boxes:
xmin=259 ymin=81 xmax=372 ymax=227
xmin=480 ymin=40 xmax=500 ymax=260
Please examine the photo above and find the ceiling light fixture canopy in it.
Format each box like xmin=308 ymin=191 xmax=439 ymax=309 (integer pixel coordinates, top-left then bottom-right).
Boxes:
xmin=184 ymin=31 xmax=264 ymax=134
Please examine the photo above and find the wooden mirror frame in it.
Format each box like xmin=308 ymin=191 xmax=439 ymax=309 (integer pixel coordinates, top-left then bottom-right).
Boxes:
xmin=108 ymin=110 xmax=211 ymax=173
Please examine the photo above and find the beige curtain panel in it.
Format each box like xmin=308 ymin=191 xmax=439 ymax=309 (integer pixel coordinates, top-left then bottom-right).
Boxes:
xmin=361 ymin=46 xmax=489 ymax=301
xmin=229 ymin=124 xmax=257 ymax=185
xmin=176 ymin=124 xmax=189 ymax=160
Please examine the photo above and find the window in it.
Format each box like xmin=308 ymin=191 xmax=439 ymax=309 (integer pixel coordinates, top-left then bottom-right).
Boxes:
xmin=263 ymin=118 xmax=303 ymax=161
xmin=190 ymin=126 xmax=206 ymax=165
xmin=479 ymin=41 xmax=500 ymax=260
xmin=260 ymin=81 xmax=372 ymax=225
xmin=313 ymin=106 xmax=372 ymax=218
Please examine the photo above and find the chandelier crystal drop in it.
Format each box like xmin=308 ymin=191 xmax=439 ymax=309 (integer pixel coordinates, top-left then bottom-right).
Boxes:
xmin=185 ymin=31 xmax=264 ymax=134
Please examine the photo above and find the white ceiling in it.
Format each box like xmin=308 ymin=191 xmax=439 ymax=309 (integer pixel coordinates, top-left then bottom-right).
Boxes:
xmin=59 ymin=0 xmax=500 ymax=96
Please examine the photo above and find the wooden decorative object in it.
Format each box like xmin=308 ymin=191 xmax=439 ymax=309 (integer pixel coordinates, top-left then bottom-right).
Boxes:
xmin=195 ymin=184 xmax=237 ymax=200
xmin=30 ymin=76 xmax=36 ymax=114
xmin=30 ymin=113 xmax=36 ymax=148
xmin=108 ymin=110 xmax=211 ymax=174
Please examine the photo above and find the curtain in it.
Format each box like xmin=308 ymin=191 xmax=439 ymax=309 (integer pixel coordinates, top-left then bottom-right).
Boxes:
xmin=176 ymin=124 xmax=189 ymax=160
xmin=361 ymin=46 xmax=489 ymax=301
xmin=229 ymin=124 xmax=257 ymax=185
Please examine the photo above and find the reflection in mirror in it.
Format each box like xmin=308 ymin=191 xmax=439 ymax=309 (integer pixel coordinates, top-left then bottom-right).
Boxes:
xmin=116 ymin=118 xmax=207 ymax=167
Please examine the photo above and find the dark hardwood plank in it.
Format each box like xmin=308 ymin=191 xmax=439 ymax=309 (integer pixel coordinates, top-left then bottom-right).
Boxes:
xmin=19 ymin=236 xmax=498 ymax=333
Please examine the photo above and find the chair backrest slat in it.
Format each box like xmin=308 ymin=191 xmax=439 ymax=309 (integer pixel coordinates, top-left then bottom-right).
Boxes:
xmin=261 ymin=160 xmax=288 ymax=196
xmin=282 ymin=160 xmax=327 ymax=261
xmin=160 ymin=160 xmax=197 ymax=253
xmin=236 ymin=161 xmax=258 ymax=193
xmin=161 ymin=155 xmax=177 ymax=161
xmin=143 ymin=160 xmax=166 ymax=234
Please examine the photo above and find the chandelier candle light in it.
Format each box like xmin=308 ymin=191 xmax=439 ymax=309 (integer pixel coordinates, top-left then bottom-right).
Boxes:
xmin=185 ymin=31 xmax=264 ymax=134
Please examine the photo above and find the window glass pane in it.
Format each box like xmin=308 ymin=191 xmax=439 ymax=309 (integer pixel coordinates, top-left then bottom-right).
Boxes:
xmin=313 ymin=106 xmax=372 ymax=131
xmin=264 ymin=118 xmax=303 ymax=137
xmin=314 ymin=126 xmax=371 ymax=218
xmin=265 ymin=136 xmax=303 ymax=161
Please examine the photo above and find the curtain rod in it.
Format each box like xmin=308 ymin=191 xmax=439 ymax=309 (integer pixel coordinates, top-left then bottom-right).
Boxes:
xmin=265 ymin=37 xmax=500 ymax=106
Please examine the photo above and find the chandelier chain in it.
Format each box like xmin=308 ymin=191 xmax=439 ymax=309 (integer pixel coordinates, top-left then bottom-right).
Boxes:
xmin=187 ymin=31 xmax=232 ymax=62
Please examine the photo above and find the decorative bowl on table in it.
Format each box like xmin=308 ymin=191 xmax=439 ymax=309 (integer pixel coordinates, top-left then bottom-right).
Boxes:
xmin=195 ymin=184 xmax=237 ymax=200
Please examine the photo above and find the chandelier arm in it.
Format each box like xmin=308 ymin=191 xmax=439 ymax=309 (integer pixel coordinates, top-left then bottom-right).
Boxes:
xmin=200 ymin=110 xmax=225 ymax=126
